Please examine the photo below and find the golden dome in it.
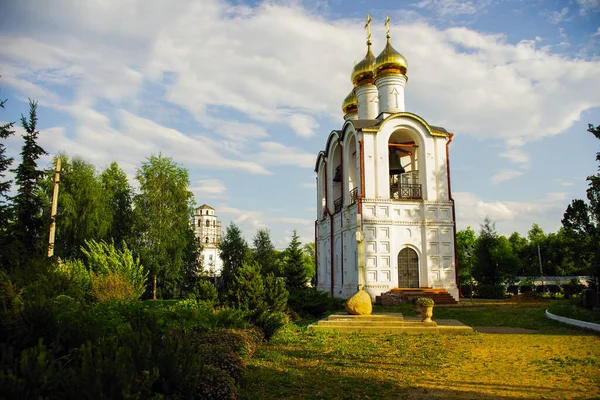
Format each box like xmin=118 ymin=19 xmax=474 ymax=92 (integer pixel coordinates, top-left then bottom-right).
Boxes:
xmin=351 ymin=44 xmax=376 ymax=87
xmin=341 ymin=89 xmax=358 ymax=115
xmin=374 ymin=37 xmax=408 ymax=78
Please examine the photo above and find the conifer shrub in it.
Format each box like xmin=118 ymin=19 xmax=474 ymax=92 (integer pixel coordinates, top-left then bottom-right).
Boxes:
xmin=264 ymin=273 xmax=288 ymax=313
xmin=252 ymin=309 xmax=289 ymax=340
xmin=229 ymin=261 xmax=265 ymax=311
xmin=193 ymin=279 xmax=219 ymax=305
xmin=287 ymin=288 xmax=336 ymax=317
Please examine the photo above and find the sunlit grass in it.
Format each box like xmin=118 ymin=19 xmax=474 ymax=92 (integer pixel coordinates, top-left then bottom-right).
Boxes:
xmin=242 ymin=302 xmax=600 ymax=399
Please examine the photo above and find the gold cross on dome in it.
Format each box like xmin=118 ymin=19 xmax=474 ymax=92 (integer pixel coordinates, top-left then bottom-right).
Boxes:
xmin=365 ymin=13 xmax=372 ymax=43
xmin=384 ymin=14 xmax=391 ymax=38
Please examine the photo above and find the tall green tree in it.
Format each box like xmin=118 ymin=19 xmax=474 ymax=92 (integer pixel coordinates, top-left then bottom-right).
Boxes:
xmin=219 ymin=222 xmax=249 ymax=290
xmin=283 ymin=230 xmax=310 ymax=291
xmin=302 ymin=241 xmax=316 ymax=284
xmin=473 ymin=217 xmax=501 ymax=285
xmin=11 ymin=100 xmax=47 ymax=260
xmin=508 ymin=231 xmax=528 ymax=275
xmin=252 ymin=229 xmax=280 ymax=276
xmin=133 ymin=153 xmax=195 ymax=297
xmin=101 ymin=162 xmax=134 ymax=246
xmin=456 ymin=226 xmax=476 ymax=286
xmin=49 ymin=155 xmax=110 ymax=259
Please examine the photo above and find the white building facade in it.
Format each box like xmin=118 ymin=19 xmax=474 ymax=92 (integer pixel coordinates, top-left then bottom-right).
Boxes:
xmin=192 ymin=204 xmax=224 ymax=276
xmin=315 ymin=16 xmax=459 ymax=301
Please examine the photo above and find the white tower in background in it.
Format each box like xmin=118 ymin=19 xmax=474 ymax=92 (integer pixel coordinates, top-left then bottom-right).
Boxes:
xmin=192 ymin=204 xmax=223 ymax=276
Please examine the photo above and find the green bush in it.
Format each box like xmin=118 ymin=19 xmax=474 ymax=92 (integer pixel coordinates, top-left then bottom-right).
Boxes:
xmin=475 ymin=284 xmax=506 ymax=299
xmin=460 ymin=285 xmax=473 ymax=298
xmin=197 ymin=344 xmax=244 ymax=384
xmin=82 ymin=240 xmax=147 ymax=300
xmin=519 ymin=278 xmax=534 ymax=293
xmin=55 ymin=259 xmax=92 ymax=301
xmin=563 ymin=278 xmax=585 ymax=299
xmin=197 ymin=365 xmax=238 ymax=400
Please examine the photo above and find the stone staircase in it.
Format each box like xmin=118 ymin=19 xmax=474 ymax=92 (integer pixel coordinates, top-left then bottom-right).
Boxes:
xmin=308 ymin=312 xmax=472 ymax=334
xmin=376 ymin=288 xmax=458 ymax=305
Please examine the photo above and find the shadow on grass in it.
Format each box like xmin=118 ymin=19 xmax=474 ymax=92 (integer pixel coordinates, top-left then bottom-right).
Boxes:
xmin=241 ymin=363 xmax=546 ymax=400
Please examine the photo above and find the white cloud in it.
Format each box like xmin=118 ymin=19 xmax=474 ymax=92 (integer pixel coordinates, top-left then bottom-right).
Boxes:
xmin=491 ymin=169 xmax=524 ymax=184
xmin=454 ymin=191 xmax=568 ymax=236
xmin=252 ymin=142 xmax=315 ymax=169
xmin=542 ymin=7 xmax=570 ymax=24
xmin=191 ymin=179 xmax=227 ymax=199
xmin=413 ymin=0 xmax=491 ymax=16
xmin=498 ymin=148 xmax=530 ymax=167
xmin=576 ymin=0 xmax=600 ymax=15
xmin=288 ymin=114 xmax=318 ymax=138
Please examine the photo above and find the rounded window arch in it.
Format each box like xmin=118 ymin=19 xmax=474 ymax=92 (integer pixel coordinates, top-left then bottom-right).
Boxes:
xmin=343 ymin=131 xmax=359 ymax=206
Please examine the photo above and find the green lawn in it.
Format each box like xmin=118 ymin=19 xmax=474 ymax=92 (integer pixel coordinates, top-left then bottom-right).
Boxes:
xmin=242 ymin=301 xmax=600 ymax=400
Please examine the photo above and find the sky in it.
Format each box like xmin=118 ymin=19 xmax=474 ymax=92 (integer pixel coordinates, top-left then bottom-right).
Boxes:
xmin=0 ymin=0 xmax=599 ymax=248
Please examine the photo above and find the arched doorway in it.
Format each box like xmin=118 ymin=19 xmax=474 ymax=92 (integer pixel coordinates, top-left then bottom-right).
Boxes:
xmin=398 ymin=248 xmax=419 ymax=288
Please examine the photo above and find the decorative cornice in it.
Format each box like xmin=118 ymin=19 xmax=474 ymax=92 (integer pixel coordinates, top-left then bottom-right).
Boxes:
xmin=362 ymin=219 xmax=455 ymax=226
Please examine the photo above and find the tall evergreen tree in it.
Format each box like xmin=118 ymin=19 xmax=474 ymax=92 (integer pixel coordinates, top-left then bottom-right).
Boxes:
xmin=473 ymin=217 xmax=501 ymax=285
xmin=0 ymin=88 xmax=15 ymax=265
xmin=0 ymin=91 xmax=15 ymax=222
xmin=252 ymin=228 xmax=280 ymax=276
xmin=101 ymin=161 xmax=134 ymax=246
xmin=283 ymin=230 xmax=309 ymax=291
xmin=229 ymin=260 xmax=265 ymax=311
xmin=133 ymin=153 xmax=195 ymax=297
xmin=219 ymin=222 xmax=249 ymax=289
xmin=11 ymin=100 xmax=47 ymax=259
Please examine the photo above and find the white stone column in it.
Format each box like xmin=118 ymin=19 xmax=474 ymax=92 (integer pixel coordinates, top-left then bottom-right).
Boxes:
xmin=355 ymin=84 xmax=379 ymax=119
xmin=375 ymin=74 xmax=407 ymax=115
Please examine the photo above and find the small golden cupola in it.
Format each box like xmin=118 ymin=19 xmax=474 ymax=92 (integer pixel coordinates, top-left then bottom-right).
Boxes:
xmin=352 ymin=14 xmax=379 ymax=119
xmin=341 ymin=89 xmax=358 ymax=119
xmin=351 ymin=43 xmax=375 ymax=87
xmin=374 ymin=15 xmax=408 ymax=115
xmin=374 ymin=15 xmax=408 ymax=79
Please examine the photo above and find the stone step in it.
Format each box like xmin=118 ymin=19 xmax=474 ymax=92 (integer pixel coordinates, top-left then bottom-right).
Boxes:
xmin=318 ymin=320 xmax=416 ymax=326
xmin=308 ymin=317 xmax=473 ymax=335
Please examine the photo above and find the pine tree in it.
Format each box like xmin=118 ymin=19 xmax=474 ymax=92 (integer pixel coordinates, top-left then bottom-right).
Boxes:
xmin=219 ymin=222 xmax=249 ymax=289
xmin=473 ymin=217 xmax=500 ymax=285
xmin=0 ymin=88 xmax=15 ymax=265
xmin=0 ymin=92 xmax=15 ymax=219
xmin=11 ymin=100 xmax=47 ymax=259
xmin=229 ymin=260 xmax=265 ymax=311
xmin=264 ymin=272 xmax=288 ymax=312
xmin=252 ymin=228 xmax=280 ymax=276
xmin=283 ymin=230 xmax=309 ymax=291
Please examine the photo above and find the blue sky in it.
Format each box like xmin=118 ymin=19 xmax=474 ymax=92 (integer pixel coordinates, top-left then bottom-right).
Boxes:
xmin=0 ymin=0 xmax=599 ymax=248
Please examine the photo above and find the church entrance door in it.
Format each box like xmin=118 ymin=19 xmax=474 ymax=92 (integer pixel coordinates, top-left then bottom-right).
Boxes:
xmin=398 ymin=248 xmax=419 ymax=288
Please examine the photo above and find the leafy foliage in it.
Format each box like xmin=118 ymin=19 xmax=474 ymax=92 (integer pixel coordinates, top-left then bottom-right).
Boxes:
xmin=133 ymin=153 xmax=195 ymax=297
xmin=81 ymin=239 xmax=147 ymax=300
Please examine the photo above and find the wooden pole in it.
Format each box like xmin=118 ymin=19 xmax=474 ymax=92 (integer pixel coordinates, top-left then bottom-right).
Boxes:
xmin=48 ymin=157 xmax=61 ymax=257
xmin=153 ymin=275 xmax=157 ymax=300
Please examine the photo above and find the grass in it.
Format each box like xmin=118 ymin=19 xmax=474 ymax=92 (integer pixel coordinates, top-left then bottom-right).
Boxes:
xmin=547 ymin=300 xmax=600 ymax=324
xmin=241 ymin=301 xmax=600 ymax=400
